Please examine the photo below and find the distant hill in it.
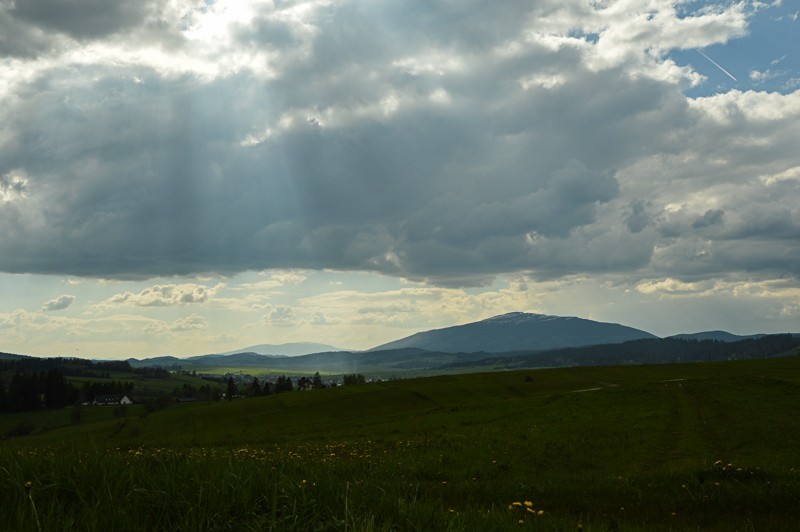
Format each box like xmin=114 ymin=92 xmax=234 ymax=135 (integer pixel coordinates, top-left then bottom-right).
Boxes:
xmin=668 ymin=331 xmax=767 ymax=342
xmin=127 ymin=356 xmax=182 ymax=368
xmin=220 ymin=342 xmax=347 ymax=357
xmin=441 ymin=334 xmax=800 ymax=370
xmin=0 ymin=352 xmax=29 ymax=361
xmin=128 ymin=348 xmax=494 ymax=373
xmin=128 ymin=344 xmax=348 ymax=369
xmin=127 ymin=353 xmax=283 ymax=368
xmin=370 ymin=312 xmax=657 ymax=353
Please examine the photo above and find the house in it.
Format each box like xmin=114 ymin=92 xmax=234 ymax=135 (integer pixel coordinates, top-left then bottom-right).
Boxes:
xmin=92 ymin=394 xmax=133 ymax=406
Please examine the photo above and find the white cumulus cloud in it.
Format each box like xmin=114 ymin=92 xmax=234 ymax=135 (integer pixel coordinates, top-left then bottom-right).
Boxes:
xmin=42 ymin=294 xmax=76 ymax=312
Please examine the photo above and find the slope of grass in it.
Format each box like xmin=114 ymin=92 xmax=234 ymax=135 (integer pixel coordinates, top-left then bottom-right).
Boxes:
xmin=2 ymin=358 xmax=800 ymax=530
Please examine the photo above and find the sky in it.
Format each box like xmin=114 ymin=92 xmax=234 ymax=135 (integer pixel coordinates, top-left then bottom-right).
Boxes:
xmin=1 ymin=0 xmax=799 ymax=359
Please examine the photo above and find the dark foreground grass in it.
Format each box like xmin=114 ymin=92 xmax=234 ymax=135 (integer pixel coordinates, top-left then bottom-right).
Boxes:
xmin=2 ymin=358 xmax=800 ymax=531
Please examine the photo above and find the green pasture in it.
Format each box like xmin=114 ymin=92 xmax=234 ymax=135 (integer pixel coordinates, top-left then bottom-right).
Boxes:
xmin=2 ymin=357 xmax=799 ymax=530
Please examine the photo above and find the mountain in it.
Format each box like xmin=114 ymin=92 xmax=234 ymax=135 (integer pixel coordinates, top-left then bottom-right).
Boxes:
xmin=220 ymin=342 xmax=347 ymax=357
xmin=370 ymin=312 xmax=657 ymax=353
xmin=668 ymin=331 xmax=767 ymax=342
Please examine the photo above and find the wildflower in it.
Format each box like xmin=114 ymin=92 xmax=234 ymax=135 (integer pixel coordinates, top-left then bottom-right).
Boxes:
xmin=537 ymin=510 xmax=544 ymax=516
xmin=518 ymin=519 xmax=524 ymax=524
xmin=512 ymin=501 xmax=523 ymax=507
xmin=524 ymin=501 xmax=533 ymax=508
xmin=526 ymin=507 xmax=535 ymax=514
xmin=24 ymin=481 xmax=33 ymax=491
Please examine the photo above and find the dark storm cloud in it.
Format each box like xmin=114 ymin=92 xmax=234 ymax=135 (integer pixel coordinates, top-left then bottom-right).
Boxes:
xmin=625 ymin=200 xmax=651 ymax=233
xmin=10 ymin=0 xmax=150 ymax=40
xmin=0 ymin=10 xmax=58 ymax=58
xmin=1 ymin=1 xmax=798 ymax=287
xmin=692 ymin=209 xmax=725 ymax=229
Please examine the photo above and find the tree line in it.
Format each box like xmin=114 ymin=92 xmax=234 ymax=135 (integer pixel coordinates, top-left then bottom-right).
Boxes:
xmin=223 ymin=372 xmax=366 ymax=401
xmin=0 ymin=369 xmax=136 ymax=413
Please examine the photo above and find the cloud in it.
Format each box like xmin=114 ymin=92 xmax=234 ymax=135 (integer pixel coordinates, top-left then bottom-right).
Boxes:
xmin=692 ymin=209 xmax=725 ymax=229
xmin=625 ymin=200 xmax=651 ymax=233
xmin=0 ymin=171 xmax=27 ymax=202
xmin=265 ymin=305 xmax=297 ymax=327
xmin=101 ymin=284 xmax=221 ymax=308
xmin=235 ymin=270 xmax=307 ymax=291
xmin=0 ymin=1 xmax=797 ymax=293
xmin=42 ymin=294 xmax=76 ymax=312
xmin=637 ymin=278 xmax=714 ymax=296
xmin=10 ymin=0 xmax=151 ymax=40
xmin=144 ymin=314 xmax=209 ymax=335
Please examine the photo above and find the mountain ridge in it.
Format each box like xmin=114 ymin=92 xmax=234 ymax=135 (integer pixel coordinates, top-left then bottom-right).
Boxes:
xmin=220 ymin=342 xmax=348 ymax=357
xmin=667 ymin=331 xmax=767 ymax=342
xmin=369 ymin=311 xmax=657 ymax=353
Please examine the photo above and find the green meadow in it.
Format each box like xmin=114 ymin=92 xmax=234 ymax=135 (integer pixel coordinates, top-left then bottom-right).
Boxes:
xmin=2 ymin=357 xmax=799 ymax=531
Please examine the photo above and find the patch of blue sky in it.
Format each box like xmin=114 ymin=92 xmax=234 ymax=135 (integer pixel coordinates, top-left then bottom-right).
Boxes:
xmin=671 ymin=2 xmax=799 ymax=97
xmin=567 ymin=29 xmax=600 ymax=44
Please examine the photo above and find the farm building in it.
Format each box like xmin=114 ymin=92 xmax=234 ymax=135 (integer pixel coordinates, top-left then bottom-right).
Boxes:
xmin=92 ymin=394 xmax=133 ymax=406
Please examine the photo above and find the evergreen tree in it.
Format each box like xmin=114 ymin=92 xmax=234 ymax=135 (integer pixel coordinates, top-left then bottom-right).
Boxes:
xmin=275 ymin=375 xmax=294 ymax=393
xmin=8 ymin=372 xmax=41 ymax=411
xmin=342 ymin=373 xmax=366 ymax=386
xmin=43 ymin=369 xmax=68 ymax=408
xmin=226 ymin=377 xmax=237 ymax=401
xmin=312 ymin=372 xmax=324 ymax=389
xmin=0 ymin=377 xmax=6 ymax=412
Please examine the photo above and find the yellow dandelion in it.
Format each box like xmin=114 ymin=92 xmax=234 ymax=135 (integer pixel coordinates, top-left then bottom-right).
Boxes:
xmin=512 ymin=501 xmax=522 ymax=507
xmin=537 ymin=510 xmax=544 ymax=516
xmin=524 ymin=501 xmax=533 ymax=507
xmin=24 ymin=481 xmax=33 ymax=490
xmin=526 ymin=507 xmax=535 ymax=514
xmin=518 ymin=519 xmax=524 ymax=524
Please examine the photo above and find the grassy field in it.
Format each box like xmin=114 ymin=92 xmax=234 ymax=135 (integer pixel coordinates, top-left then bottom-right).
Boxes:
xmin=2 ymin=357 xmax=799 ymax=530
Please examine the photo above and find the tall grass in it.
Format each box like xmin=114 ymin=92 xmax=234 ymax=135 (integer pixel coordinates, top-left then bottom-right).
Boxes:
xmin=3 ymin=442 xmax=798 ymax=530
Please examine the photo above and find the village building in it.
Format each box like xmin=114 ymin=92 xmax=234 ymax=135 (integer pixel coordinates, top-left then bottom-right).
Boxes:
xmin=92 ymin=394 xmax=133 ymax=406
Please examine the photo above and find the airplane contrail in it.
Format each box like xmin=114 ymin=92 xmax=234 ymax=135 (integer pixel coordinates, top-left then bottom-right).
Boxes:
xmin=696 ymin=49 xmax=738 ymax=82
